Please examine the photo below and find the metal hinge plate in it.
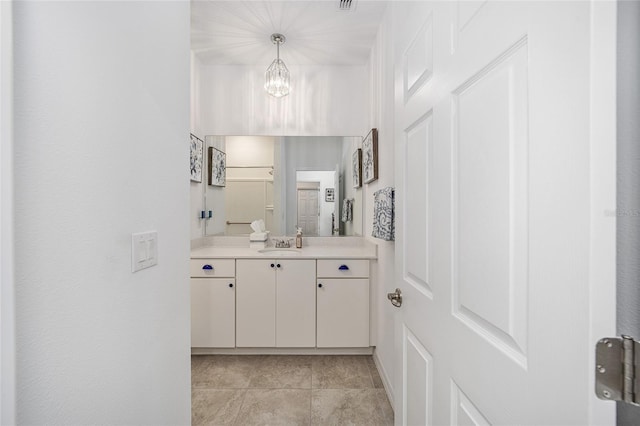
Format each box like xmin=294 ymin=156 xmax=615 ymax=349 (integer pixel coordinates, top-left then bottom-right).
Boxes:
xmin=595 ymin=335 xmax=640 ymax=406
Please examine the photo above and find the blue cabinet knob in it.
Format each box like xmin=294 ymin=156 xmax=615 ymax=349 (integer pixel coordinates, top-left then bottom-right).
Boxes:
xmin=202 ymin=265 xmax=213 ymax=270
xmin=338 ymin=265 xmax=349 ymax=271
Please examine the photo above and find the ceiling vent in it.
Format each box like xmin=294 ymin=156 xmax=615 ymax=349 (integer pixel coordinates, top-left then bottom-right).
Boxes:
xmin=337 ymin=0 xmax=356 ymax=11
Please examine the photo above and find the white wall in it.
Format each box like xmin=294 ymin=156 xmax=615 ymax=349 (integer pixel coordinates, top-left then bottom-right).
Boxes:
xmin=198 ymin=64 xmax=368 ymax=136
xmin=191 ymin=52 xmax=204 ymax=138
xmin=13 ymin=2 xmax=191 ymax=424
xmin=1 ymin=0 xmax=15 ymax=423
xmin=365 ymin=3 xmax=396 ymax=403
xmin=191 ymin=53 xmax=205 ymax=240
xmin=226 ymin=135 xmax=274 ymax=167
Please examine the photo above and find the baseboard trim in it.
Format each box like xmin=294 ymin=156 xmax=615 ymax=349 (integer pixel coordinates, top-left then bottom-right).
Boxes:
xmin=373 ymin=349 xmax=395 ymax=411
xmin=192 ymin=347 xmax=375 ymax=355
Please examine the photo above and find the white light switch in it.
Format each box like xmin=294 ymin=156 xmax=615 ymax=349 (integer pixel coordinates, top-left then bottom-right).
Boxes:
xmin=132 ymin=231 xmax=158 ymax=272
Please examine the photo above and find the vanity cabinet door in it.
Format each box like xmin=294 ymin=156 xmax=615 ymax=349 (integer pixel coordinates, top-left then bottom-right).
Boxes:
xmin=190 ymin=278 xmax=235 ymax=348
xmin=276 ymin=260 xmax=316 ymax=347
xmin=317 ymin=279 xmax=370 ymax=348
xmin=236 ymin=259 xmax=276 ymax=347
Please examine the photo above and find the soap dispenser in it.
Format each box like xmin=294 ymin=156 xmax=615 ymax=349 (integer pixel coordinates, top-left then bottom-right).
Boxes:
xmin=296 ymin=227 xmax=303 ymax=249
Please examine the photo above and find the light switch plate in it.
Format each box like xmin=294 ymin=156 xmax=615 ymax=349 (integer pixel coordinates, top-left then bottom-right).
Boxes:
xmin=132 ymin=231 xmax=158 ymax=272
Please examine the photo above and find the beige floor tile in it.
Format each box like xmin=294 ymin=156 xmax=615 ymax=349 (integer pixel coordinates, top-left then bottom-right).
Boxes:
xmin=375 ymin=389 xmax=394 ymax=425
xmin=192 ymin=355 xmax=263 ymax=389
xmin=234 ymin=389 xmax=311 ymax=425
xmin=248 ymin=355 xmax=313 ymax=389
xmin=191 ymin=355 xmax=393 ymax=424
xmin=191 ymin=388 xmax=246 ymax=426
xmin=191 ymin=355 xmax=212 ymax=376
xmin=311 ymin=389 xmax=390 ymax=425
xmin=368 ymin=362 xmax=385 ymax=389
xmin=311 ymin=356 xmax=374 ymax=389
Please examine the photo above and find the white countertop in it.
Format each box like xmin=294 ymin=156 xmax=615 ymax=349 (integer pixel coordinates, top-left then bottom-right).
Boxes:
xmin=190 ymin=238 xmax=377 ymax=260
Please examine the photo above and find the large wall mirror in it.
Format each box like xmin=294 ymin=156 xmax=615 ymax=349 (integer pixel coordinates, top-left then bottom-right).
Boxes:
xmin=203 ymin=136 xmax=363 ymax=237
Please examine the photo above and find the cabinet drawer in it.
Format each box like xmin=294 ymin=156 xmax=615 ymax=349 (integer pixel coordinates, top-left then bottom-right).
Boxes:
xmin=317 ymin=259 xmax=369 ymax=278
xmin=190 ymin=259 xmax=235 ymax=278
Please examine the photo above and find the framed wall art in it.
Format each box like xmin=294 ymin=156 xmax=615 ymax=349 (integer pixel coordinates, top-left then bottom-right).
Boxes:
xmin=190 ymin=133 xmax=203 ymax=182
xmin=353 ymin=148 xmax=362 ymax=188
xmin=362 ymin=128 xmax=378 ymax=184
xmin=208 ymin=146 xmax=226 ymax=187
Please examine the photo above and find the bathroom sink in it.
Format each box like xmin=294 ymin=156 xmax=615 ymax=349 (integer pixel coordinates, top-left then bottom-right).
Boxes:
xmin=257 ymin=248 xmax=302 ymax=256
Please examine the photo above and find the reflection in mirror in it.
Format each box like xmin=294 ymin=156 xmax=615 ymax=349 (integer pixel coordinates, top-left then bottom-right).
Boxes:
xmin=203 ymin=136 xmax=363 ymax=237
xmin=296 ymin=171 xmax=337 ymax=236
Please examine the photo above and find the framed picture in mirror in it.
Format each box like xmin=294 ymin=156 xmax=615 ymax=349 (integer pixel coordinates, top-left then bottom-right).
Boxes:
xmin=190 ymin=134 xmax=203 ymax=182
xmin=208 ymin=147 xmax=226 ymax=187
xmin=325 ymin=188 xmax=335 ymax=202
xmin=353 ymin=148 xmax=362 ymax=188
xmin=362 ymin=128 xmax=378 ymax=184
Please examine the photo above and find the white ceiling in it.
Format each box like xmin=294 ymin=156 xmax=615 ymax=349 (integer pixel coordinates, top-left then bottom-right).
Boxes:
xmin=191 ymin=1 xmax=389 ymax=66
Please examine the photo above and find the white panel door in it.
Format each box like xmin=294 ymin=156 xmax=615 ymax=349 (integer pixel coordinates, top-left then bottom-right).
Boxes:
xmin=393 ymin=1 xmax=616 ymax=425
xmin=236 ymin=259 xmax=276 ymax=347
xmin=275 ymin=260 xmax=316 ymax=347
xmin=297 ymin=189 xmax=319 ymax=236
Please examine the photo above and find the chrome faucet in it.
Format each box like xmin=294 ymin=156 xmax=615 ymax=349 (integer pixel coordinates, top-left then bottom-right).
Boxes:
xmin=275 ymin=238 xmax=293 ymax=248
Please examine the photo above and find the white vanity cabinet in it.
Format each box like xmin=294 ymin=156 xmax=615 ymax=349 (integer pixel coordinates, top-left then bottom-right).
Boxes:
xmin=236 ymin=259 xmax=316 ymax=348
xmin=189 ymin=247 xmax=374 ymax=351
xmin=190 ymin=259 xmax=236 ymax=348
xmin=316 ymin=260 xmax=370 ymax=348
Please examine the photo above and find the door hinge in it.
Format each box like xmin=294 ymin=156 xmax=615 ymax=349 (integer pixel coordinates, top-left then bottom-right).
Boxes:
xmin=595 ymin=335 xmax=640 ymax=406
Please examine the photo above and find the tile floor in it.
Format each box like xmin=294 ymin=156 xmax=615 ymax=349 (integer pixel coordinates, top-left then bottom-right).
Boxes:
xmin=192 ymin=355 xmax=394 ymax=425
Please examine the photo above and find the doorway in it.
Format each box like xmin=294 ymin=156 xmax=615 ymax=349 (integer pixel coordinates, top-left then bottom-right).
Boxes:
xmin=296 ymin=184 xmax=319 ymax=236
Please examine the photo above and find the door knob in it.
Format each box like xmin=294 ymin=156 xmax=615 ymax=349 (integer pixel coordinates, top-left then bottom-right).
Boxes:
xmin=387 ymin=288 xmax=402 ymax=308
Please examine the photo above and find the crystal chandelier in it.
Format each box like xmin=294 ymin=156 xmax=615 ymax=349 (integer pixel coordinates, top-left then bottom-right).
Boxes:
xmin=264 ymin=33 xmax=290 ymax=98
